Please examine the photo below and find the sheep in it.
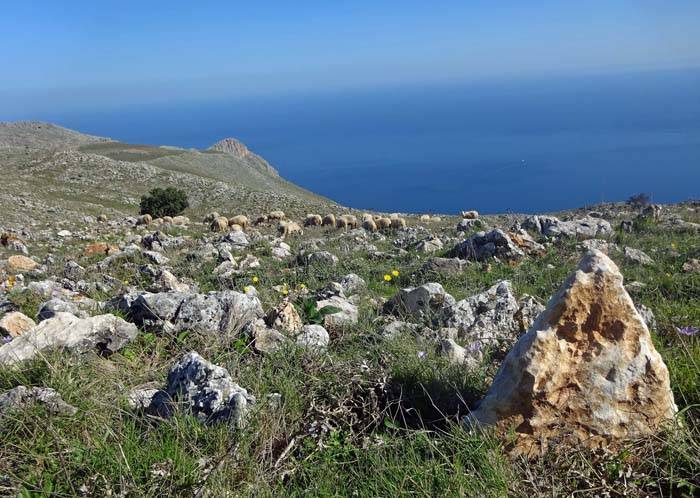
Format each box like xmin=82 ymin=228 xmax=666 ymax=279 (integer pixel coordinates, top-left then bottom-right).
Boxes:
xmin=391 ymin=217 xmax=407 ymax=230
xmin=419 ymin=214 xmax=431 ymax=222
xmin=229 ymin=215 xmax=249 ymax=229
xmin=461 ymin=210 xmax=479 ymax=220
xmin=152 ymin=217 xmax=164 ymax=225
xmin=255 ymin=215 xmax=269 ymax=225
xmin=96 ymin=214 xmax=108 ymax=223
xmin=322 ymin=214 xmax=336 ymax=227
xmin=304 ymin=214 xmax=323 ymax=227
xmin=340 ymin=214 xmax=358 ymax=229
xmin=336 ymin=217 xmax=348 ymax=230
xmin=136 ymin=214 xmax=152 ymax=226
xmin=229 ymin=224 xmax=243 ymax=232
xmin=162 ymin=216 xmax=174 ymax=224
xmin=389 ymin=213 xmax=400 ymax=220
xmin=203 ymin=212 xmax=220 ymax=223
xmin=641 ymin=204 xmax=662 ymax=222
xmin=362 ymin=219 xmax=378 ymax=232
xmin=172 ymin=216 xmax=189 ymax=225
xmin=210 ymin=216 xmax=229 ymax=232
xmin=362 ymin=213 xmax=374 ymax=223
xmin=432 ymin=216 xmax=442 ymax=222
xmin=269 ymin=210 xmax=286 ymax=221
xmin=375 ymin=217 xmax=392 ymax=230
xmin=278 ymin=220 xmax=303 ymax=239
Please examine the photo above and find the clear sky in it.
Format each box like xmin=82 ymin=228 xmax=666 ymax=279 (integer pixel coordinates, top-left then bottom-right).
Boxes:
xmin=1 ymin=0 xmax=699 ymax=114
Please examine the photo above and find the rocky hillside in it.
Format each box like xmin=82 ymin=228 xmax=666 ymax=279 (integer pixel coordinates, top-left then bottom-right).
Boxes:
xmin=0 ymin=196 xmax=698 ymax=496
xmin=0 ymin=122 xmax=335 ymax=227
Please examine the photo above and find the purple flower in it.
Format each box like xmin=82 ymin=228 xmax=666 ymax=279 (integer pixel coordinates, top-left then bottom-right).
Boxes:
xmin=676 ymin=326 xmax=699 ymax=336
xmin=417 ymin=351 xmax=427 ymax=360
xmin=468 ymin=342 xmax=482 ymax=353
xmin=1 ymin=336 xmax=12 ymax=344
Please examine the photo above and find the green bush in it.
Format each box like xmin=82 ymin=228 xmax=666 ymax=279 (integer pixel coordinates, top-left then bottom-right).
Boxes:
xmin=139 ymin=187 xmax=189 ymax=217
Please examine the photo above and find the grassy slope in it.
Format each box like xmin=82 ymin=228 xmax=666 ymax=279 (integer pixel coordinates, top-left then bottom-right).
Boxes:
xmin=0 ymin=206 xmax=699 ymax=497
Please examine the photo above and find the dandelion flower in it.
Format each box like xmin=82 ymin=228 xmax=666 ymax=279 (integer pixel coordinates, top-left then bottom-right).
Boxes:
xmin=671 ymin=242 xmax=677 ymax=248
xmin=665 ymin=273 xmax=671 ymax=278
xmin=252 ymin=276 xmax=259 ymax=283
xmin=123 ymin=279 xmax=129 ymax=285
xmin=383 ymin=274 xmax=392 ymax=282
xmin=243 ymin=286 xmax=249 ymax=293
xmin=300 ymin=283 xmax=306 ymax=289
xmin=282 ymin=289 xmax=289 ymax=295
xmin=392 ymin=270 xmax=399 ymax=277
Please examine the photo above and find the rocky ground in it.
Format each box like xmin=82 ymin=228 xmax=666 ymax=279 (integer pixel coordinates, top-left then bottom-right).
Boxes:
xmin=1 ymin=198 xmax=699 ymax=497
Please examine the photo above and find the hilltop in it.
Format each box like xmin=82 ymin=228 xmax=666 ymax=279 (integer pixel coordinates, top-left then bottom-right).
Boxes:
xmin=0 ymin=121 xmax=335 ymax=227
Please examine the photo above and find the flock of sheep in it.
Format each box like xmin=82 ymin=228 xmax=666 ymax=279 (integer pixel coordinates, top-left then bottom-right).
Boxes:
xmin=133 ymin=208 xmax=481 ymax=240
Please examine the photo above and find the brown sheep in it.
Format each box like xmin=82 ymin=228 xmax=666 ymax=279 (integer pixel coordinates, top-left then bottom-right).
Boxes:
xmin=461 ymin=210 xmax=479 ymax=220
xmin=210 ymin=216 xmax=229 ymax=232
xmin=229 ymin=215 xmax=249 ymax=229
xmin=278 ymin=220 xmax=303 ymax=239
xmin=375 ymin=217 xmax=392 ymax=230
xmin=304 ymin=214 xmax=323 ymax=227
xmin=391 ymin=218 xmax=407 ymax=230
xmin=362 ymin=213 xmax=374 ymax=223
xmin=336 ymin=217 xmax=348 ymax=230
xmin=136 ymin=214 xmax=152 ymax=226
xmin=340 ymin=214 xmax=358 ymax=229
xmin=269 ymin=210 xmax=286 ymax=221
xmin=363 ymin=219 xmax=378 ymax=232
xmin=322 ymin=214 xmax=336 ymax=227
xmin=255 ymin=215 xmax=269 ymax=225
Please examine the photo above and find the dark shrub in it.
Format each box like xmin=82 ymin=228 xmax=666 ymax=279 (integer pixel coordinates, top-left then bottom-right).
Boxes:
xmin=139 ymin=187 xmax=189 ymax=217
xmin=626 ymin=192 xmax=652 ymax=208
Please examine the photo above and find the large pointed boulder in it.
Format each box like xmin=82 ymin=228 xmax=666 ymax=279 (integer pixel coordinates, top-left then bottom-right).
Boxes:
xmin=468 ymin=250 xmax=677 ymax=455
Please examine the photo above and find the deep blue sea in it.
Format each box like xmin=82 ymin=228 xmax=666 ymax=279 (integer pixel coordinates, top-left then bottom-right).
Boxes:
xmin=25 ymin=68 xmax=700 ymax=214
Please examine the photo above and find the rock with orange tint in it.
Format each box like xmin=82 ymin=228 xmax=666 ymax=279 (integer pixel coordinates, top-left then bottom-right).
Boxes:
xmin=82 ymin=242 xmax=119 ymax=257
xmin=265 ymin=299 xmax=302 ymax=333
xmin=0 ymin=312 xmax=36 ymax=338
xmin=468 ymin=250 xmax=677 ymax=456
xmin=7 ymin=255 xmax=38 ymax=272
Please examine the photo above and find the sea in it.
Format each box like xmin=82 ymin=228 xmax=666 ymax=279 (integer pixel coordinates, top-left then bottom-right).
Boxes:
xmin=25 ymin=67 xmax=700 ymax=214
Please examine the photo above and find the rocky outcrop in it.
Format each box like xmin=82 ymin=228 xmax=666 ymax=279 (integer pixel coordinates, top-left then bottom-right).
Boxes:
xmin=468 ymin=250 xmax=677 ymax=455
xmin=384 ymin=283 xmax=456 ymax=321
xmin=0 ymin=312 xmax=137 ymax=366
xmin=208 ymin=138 xmax=279 ymax=177
xmin=449 ymin=230 xmax=525 ymax=262
xmin=0 ymin=386 xmax=78 ymax=418
xmin=0 ymin=311 xmax=35 ymax=338
xmin=522 ymin=215 xmax=613 ymax=239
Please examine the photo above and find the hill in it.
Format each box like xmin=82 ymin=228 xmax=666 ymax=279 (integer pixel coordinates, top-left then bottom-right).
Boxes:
xmin=0 ymin=121 xmax=335 ymax=227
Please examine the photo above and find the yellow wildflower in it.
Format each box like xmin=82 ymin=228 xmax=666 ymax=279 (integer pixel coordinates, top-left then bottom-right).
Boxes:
xmin=300 ymin=283 xmax=306 ymax=289
xmin=671 ymin=242 xmax=677 ymax=248
xmin=123 ymin=279 xmax=129 ymax=285
xmin=252 ymin=276 xmax=259 ymax=283
xmin=244 ymin=286 xmax=250 ymax=293
xmin=392 ymin=270 xmax=399 ymax=277
xmin=282 ymin=289 xmax=289 ymax=295
xmin=665 ymin=273 xmax=671 ymax=278
xmin=384 ymin=274 xmax=392 ymax=282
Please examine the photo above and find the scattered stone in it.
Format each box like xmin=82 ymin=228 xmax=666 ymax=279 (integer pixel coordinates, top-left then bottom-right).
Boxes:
xmin=160 ymin=351 xmax=255 ymax=424
xmin=0 ymin=312 xmax=137 ymax=366
xmin=523 ymin=215 xmax=613 ymax=239
xmin=339 ymin=273 xmax=366 ymax=296
xmin=63 ymin=260 xmax=85 ymax=280
xmin=421 ymin=257 xmax=467 ymax=276
xmin=316 ymin=295 xmax=359 ymax=327
xmin=7 ymin=255 xmax=38 ymax=272
xmin=468 ymin=250 xmax=677 ymax=455
xmin=143 ymin=250 xmax=170 ymax=265
xmin=306 ymin=251 xmax=339 ymax=266
xmin=415 ymin=236 xmax=444 ymax=253
xmin=439 ymin=338 xmax=481 ymax=368
xmin=682 ymin=258 xmax=700 ymax=274
xmin=450 ymin=229 xmax=525 ymax=262
xmin=624 ymin=247 xmax=654 ymax=265
xmin=384 ymin=283 xmax=456 ymax=321
xmin=0 ymin=386 xmax=78 ymax=418
xmin=83 ymin=242 xmax=119 ymax=257
xmin=296 ymin=324 xmax=330 ymax=351
xmin=0 ymin=311 xmax=35 ymax=338
xmin=248 ymin=319 xmax=289 ymax=354
xmin=266 ymin=300 xmax=303 ymax=333
xmin=456 ymin=218 xmax=483 ymax=232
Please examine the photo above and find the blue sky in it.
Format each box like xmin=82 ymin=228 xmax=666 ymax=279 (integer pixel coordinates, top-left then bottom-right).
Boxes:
xmin=1 ymin=1 xmax=699 ymax=114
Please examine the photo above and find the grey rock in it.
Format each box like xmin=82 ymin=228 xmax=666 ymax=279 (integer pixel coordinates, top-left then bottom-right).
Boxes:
xmin=248 ymin=319 xmax=289 ymax=354
xmin=524 ymin=215 xmax=613 ymax=239
xmin=296 ymin=324 xmax=330 ymax=351
xmin=682 ymin=258 xmax=700 ymax=274
xmin=378 ymin=320 xmax=419 ymax=339
xmin=271 ymin=246 xmax=293 ymax=260
xmin=339 ymin=273 xmax=367 ymax=296
xmin=456 ymin=218 xmax=483 ymax=232
xmin=384 ymin=283 xmax=456 ymax=321
xmin=0 ymin=386 xmax=78 ymax=418
xmin=222 ymin=231 xmax=250 ymax=249
xmin=449 ymin=229 xmax=525 ymax=262
xmin=143 ymin=250 xmax=170 ymax=265
xmin=636 ymin=303 xmax=657 ymax=331
xmin=38 ymin=298 xmax=83 ymax=321
xmin=439 ymin=338 xmax=481 ymax=368
xmin=63 ymin=260 xmax=85 ymax=280
xmin=421 ymin=257 xmax=467 ymax=276
xmin=624 ymin=247 xmax=655 ymax=265
xmin=415 ymin=236 xmax=444 ymax=253
xmin=162 ymin=351 xmax=255 ymax=424
xmin=0 ymin=312 xmax=137 ymax=366
xmin=316 ymin=295 xmax=359 ymax=327
xmin=306 ymin=251 xmax=338 ymax=266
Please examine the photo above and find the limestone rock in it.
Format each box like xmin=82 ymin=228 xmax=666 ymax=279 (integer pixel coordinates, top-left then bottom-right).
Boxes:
xmin=624 ymin=247 xmax=654 ymax=265
xmin=165 ymin=351 xmax=255 ymax=424
xmin=682 ymin=258 xmax=700 ymax=274
xmin=82 ymin=242 xmax=119 ymax=257
xmin=266 ymin=300 xmax=303 ymax=333
xmin=0 ymin=386 xmax=78 ymax=418
xmin=296 ymin=324 xmax=330 ymax=351
xmin=0 ymin=311 xmax=35 ymax=338
xmin=384 ymin=283 xmax=456 ymax=321
xmin=468 ymin=250 xmax=677 ymax=455
xmin=0 ymin=312 xmax=137 ymax=366
xmin=248 ymin=319 xmax=289 ymax=354
xmin=339 ymin=273 xmax=367 ymax=296
xmin=449 ymin=229 xmax=525 ymax=262
xmin=523 ymin=215 xmax=613 ymax=240
xmin=7 ymin=255 xmax=38 ymax=272
xmin=316 ymin=295 xmax=359 ymax=327
xmin=421 ymin=257 xmax=467 ymax=276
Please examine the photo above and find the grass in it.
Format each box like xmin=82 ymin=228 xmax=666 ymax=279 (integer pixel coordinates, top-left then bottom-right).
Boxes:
xmin=1 ymin=204 xmax=700 ymax=496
